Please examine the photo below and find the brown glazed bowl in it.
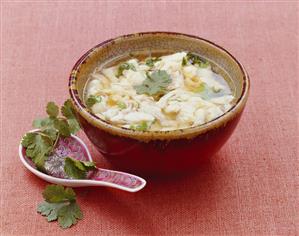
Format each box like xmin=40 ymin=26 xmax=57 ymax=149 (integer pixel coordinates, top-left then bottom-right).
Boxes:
xmin=69 ymin=32 xmax=249 ymax=176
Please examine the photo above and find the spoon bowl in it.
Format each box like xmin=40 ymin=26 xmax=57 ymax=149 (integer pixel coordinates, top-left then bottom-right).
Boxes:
xmin=19 ymin=131 xmax=146 ymax=192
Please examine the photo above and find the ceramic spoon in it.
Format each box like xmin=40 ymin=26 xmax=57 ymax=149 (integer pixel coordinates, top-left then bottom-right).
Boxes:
xmin=19 ymin=131 xmax=146 ymax=192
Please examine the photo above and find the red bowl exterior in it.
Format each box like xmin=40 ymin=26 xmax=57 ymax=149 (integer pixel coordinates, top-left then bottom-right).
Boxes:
xmin=76 ymin=110 xmax=243 ymax=176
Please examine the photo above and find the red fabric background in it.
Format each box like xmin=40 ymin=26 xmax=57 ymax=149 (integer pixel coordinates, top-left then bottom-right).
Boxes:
xmin=1 ymin=1 xmax=298 ymax=235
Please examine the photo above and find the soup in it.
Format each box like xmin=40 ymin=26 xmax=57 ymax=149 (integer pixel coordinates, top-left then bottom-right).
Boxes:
xmin=83 ymin=51 xmax=235 ymax=131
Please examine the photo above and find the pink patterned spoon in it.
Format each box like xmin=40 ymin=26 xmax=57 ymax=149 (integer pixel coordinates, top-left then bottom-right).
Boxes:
xmin=19 ymin=131 xmax=146 ymax=192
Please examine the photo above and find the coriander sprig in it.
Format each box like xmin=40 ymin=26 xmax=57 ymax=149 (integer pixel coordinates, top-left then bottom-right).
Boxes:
xmin=37 ymin=185 xmax=83 ymax=229
xmin=21 ymin=100 xmax=81 ymax=171
xmin=86 ymin=95 xmax=102 ymax=108
xmin=145 ymin=57 xmax=161 ymax=68
xmin=134 ymin=70 xmax=172 ymax=97
xmin=117 ymin=62 xmax=136 ymax=77
xmin=184 ymin=52 xmax=210 ymax=68
xmin=130 ymin=121 xmax=148 ymax=131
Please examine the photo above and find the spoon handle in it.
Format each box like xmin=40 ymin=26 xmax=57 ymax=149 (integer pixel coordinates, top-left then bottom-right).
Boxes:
xmin=89 ymin=168 xmax=146 ymax=192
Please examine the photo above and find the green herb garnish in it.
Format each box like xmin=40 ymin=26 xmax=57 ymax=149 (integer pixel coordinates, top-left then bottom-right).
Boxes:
xmin=134 ymin=70 xmax=172 ymax=97
xmin=46 ymin=102 xmax=59 ymax=118
xmin=195 ymin=83 xmax=217 ymax=99
xmin=37 ymin=185 xmax=83 ymax=229
xmin=186 ymin=53 xmax=210 ymax=68
xmin=21 ymin=132 xmax=53 ymax=170
xmin=145 ymin=57 xmax=161 ymax=67
xmin=21 ymin=100 xmax=80 ymax=171
xmin=64 ymin=157 xmax=96 ymax=179
xmin=117 ymin=62 xmax=136 ymax=77
xmin=85 ymin=95 xmax=102 ymax=108
xmin=130 ymin=121 xmax=148 ymax=131
xmin=117 ymin=101 xmax=127 ymax=110
xmin=194 ymin=82 xmax=207 ymax=93
xmin=182 ymin=57 xmax=187 ymax=66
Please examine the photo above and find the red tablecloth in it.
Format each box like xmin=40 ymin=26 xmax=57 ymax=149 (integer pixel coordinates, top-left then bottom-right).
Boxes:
xmin=1 ymin=2 xmax=297 ymax=235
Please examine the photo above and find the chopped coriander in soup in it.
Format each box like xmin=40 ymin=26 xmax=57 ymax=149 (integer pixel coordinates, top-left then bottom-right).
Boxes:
xmin=84 ymin=51 xmax=235 ymax=131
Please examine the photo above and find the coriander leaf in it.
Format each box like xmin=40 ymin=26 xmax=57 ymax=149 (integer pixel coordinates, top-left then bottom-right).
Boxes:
xmin=54 ymin=119 xmax=71 ymax=137
xmin=117 ymin=101 xmax=127 ymax=110
xmin=136 ymin=121 xmax=148 ymax=131
xmin=130 ymin=121 xmax=148 ymax=131
xmin=67 ymin=118 xmax=81 ymax=134
xmin=21 ymin=132 xmax=37 ymax=147
xmin=61 ymin=100 xmax=76 ymax=119
xmin=43 ymin=128 xmax=58 ymax=142
xmin=22 ymin=132 xmax=52 ymax=169
xmin=117 ymin=62 xmax=136 ymax=77
xmin=186 ymin=53 xmax=210 ymax=68
xmin=194 ymin=83 xmax=207 ymax=93
xmin=38 ymin=185 xmax=83 ymax=229
xmin=61 ymin=100 xmax=80 ymax=134
xmin=32 ymin=117 xmax=55 ymax=129
xmin=191 ymin=81 xmax=215 ymax=96
xmin=73 ymin=161 xmax=86 ymax=171
xmin=182 ymin=57 xmax=187 ymax=66
xmin=57 ymin=202 xmax=83 ymax=229
xmin=198 ymin=60 xmax=210 ymax=68
xmin=37 ymin=201 xmax=65 ymax=222
xmin=134 ymin=70 xmax=171 ymax=96
xmin=33 ymin=153 xmax=49 ymax=171
xmin=32 ymin=118 xmax=46 ymax=128
xmin=42 ymin=185 xmax=76 ymax=203
xmin=81 ymin=161 xmax=96 ymax=168
xmin=64 ymin=157 xmax=96 ymax=179
xmin=145 ymin=57 xmax=161 ymax=67
xmin=85 ymin=95 xmax=102 ymax=108
xmin=46 ymin=102 xmax=59 ymax=118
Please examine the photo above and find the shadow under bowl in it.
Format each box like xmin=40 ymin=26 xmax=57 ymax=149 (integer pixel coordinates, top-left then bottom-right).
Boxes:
xmin=69 ymin=32 xmax=250 ymax=176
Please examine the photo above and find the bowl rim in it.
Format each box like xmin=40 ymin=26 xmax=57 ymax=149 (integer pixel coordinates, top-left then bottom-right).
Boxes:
xmin=69 ymin=31 xmax=250 ymax=141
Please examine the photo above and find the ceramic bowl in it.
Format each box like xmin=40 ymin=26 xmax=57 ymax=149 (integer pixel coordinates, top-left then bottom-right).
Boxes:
xmin=69 ymin=32 xmax=249 ymax=176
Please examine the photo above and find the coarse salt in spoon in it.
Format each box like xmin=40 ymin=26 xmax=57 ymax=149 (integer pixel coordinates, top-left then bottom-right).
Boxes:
xmin=19 ymin=130 xmax=146 ymax=192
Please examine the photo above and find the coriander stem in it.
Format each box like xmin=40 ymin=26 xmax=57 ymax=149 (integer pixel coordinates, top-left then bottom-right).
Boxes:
xmin=51 ymin=133 xmax=60 ymax=153
xmin=34 ymin=131 xmax=54 ymax=143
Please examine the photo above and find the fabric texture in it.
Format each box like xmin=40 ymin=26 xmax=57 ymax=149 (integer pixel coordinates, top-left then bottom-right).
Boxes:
xmin=1 ymin=1 xmax=298 ymax=235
